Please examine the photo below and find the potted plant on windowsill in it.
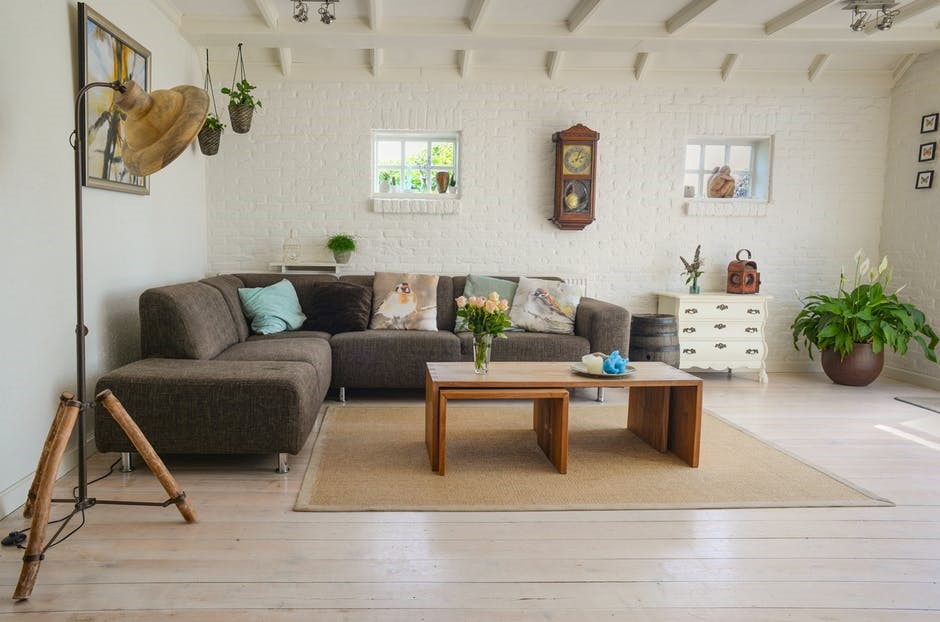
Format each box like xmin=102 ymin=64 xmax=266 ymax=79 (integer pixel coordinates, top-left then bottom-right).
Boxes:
xmin=326 ymin=234 xmax=356 ymax=264
xmin=197 ymin=113 xmax=225 ymax=156
xmin=791 ymin=251 xmax=938 ymax=386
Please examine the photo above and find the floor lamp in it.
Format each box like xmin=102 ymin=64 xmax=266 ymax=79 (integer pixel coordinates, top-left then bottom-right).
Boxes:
xmin=12 ymin=80 xmax=209 ymax=600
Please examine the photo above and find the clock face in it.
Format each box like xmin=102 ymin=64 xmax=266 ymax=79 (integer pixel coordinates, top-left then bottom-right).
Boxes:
xmin=563 ymin=144 xmax=591 ymax=175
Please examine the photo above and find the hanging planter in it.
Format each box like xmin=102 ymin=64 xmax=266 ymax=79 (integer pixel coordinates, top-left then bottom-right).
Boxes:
xmin=221 ymin=43 xmax=262 ymax=134
xmin=197 ymin=50 xmax=225 ymax=156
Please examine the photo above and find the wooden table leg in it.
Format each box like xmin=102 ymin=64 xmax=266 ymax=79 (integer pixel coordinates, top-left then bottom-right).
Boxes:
xmin=436 ymin=392 xmax=448 ymax=475
xmin=533 ymin=394 xmax=569 ymax=474
xmin=425 ymin=371 xmax=441 ymax=471
xmin=668 ymin=384 xmax=703 ymax=467
xmin=627 ymin=386 xmax=670 ymax=453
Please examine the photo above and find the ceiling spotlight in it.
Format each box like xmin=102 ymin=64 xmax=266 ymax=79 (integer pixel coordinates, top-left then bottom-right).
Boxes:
xmin=850 ymin=8 xmax=868 ymax=31
xmin=842 ymin=1 xmax=900 ymax=32
xmin=876 ymin=6 xmax=900 ymax=30
xmin=318 ymin=1 xmax=337 ymax=24
xmin=292 ymin=0 xmax=308 ymax=23
xmin=292 ymin=1 xmax=339 ymax=25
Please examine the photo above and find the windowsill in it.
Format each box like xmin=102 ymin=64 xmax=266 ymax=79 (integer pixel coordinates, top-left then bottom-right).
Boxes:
xmin=684 ymin=198 xmax=769 ymax=217
xmin=372 ymin=195 xmax=461 ymax=214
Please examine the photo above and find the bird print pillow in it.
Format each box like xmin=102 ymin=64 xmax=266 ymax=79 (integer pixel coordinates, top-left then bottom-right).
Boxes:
xmin=509 ymin=277 xmax=582 ymax=335
xmin=369 ymin=272 xmax=439 ymax=331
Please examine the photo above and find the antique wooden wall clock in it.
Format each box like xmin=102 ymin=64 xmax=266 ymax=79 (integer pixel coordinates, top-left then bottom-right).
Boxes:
xmin=552 ymin=123 xmax=599 ymax=230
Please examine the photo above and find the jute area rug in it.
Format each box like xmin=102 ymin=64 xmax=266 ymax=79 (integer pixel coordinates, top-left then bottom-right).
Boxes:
xmin=295 ymin=405 xmax=890 ymax=512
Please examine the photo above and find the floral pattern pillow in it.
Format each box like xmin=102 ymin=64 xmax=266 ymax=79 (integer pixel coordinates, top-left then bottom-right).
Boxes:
xmin=369 ymin=272 xmax=439 ymax=331
xmin=509 ymin=277 xmax=582 ymax=335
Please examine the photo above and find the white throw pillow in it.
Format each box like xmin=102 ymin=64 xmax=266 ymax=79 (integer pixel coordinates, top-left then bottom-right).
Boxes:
xmin=369 ymin=272 xmax=439 ymax=331
xmin=509 ymin=277 xmax=582 ymax=335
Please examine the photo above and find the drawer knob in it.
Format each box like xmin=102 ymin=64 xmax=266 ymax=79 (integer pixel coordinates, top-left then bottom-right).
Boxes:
xmin=714 ymin=323 xmax=726 ymax=330
xmin=684 ymin=308 xmax=699 ymax=315
xmin=747 ymin=308 xmax=761 ymax=315
xmin=682 ymin=327 xmax=696 ymax=333
xmin=682 ymin=348 xmax=697 ymax=354
xmin=716 ymin=304 xmax=729 ymax=310
xmin=746 ymin=348 xmax=759 ymax=355
xmin=715 ymin=343 xmax=727 ymax=349
xmin=745 ymin=327 xmax=758 ymax=333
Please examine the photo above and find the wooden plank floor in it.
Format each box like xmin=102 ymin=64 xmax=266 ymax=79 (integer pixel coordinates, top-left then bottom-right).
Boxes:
xmin=1 ymin=372 xmax=939 ymax=620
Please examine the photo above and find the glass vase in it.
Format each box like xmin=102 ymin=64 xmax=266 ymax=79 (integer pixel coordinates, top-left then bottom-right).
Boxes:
xmin=689 ymin=276 xmax=700 ymax=294
xmin=472 ymin=333 xmax=493 ymax=374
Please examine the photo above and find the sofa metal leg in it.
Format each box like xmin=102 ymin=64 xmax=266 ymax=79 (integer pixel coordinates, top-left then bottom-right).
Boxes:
xmin=120 ymin=452 xmax=134 ymax=473
xmin=338 ymin=387 xmax=346 ymax=403
xmin=596 ymin=388 xmax=606 ymax=403
xmin=276 ymin=453 xmax=289 ymax=474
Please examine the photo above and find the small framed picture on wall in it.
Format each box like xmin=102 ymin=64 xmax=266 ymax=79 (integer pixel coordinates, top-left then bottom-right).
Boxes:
xmin=920 ymin=142 xmax=936 ymax=162
xmin=922 ymin=113 xmax=939 ymax=133
xmin=916 ymin=170 xmax=934 ymax=190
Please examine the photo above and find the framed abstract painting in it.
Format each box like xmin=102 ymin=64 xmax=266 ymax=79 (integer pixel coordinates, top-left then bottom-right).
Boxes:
xmin=78 ymin=3 xmax=151 ymax=194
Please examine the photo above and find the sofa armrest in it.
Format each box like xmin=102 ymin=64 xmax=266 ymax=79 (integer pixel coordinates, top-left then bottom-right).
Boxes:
xmin=574 ymin=297 xmax=630 ymax=355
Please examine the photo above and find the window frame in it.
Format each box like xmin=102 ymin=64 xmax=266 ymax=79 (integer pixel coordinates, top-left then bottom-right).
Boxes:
xmin=372 ymin=131 xmax=460 ymax=197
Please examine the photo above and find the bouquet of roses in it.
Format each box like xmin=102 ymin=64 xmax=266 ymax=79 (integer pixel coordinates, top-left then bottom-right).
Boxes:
xmin=455 ymin=292 xmax=512 ymax=337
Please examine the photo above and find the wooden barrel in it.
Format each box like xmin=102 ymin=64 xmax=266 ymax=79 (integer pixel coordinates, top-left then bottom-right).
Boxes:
xmin=629 ymin=314 xmax=680 ymax=368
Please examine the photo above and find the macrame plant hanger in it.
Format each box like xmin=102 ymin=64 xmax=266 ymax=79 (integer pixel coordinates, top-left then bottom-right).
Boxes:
xmin=196 ymin=49 xmax=222 ymax=156
xmin=227 ymin=43 xmax=254 ymax=134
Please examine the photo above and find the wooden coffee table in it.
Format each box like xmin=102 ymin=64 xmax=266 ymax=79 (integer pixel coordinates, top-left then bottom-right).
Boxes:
xmin=425 ymin=361 xmax=703 ymax=475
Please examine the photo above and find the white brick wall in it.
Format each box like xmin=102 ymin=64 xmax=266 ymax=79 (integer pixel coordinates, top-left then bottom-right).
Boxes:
xmin=881 ymin=51 xmax=940 ymax=382
xmin=207 ymin=81 xmax=891 ymax=370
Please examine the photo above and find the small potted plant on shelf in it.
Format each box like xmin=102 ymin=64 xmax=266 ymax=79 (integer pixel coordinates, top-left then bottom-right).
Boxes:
xmin=680 ymin=245 xmax=704 ymax=294
xmin=221 ymin=79 xmax=262 ymax=134
xmin=326 ymin=234 xmax=356 ymax=264
xmin=455 ymin=292 xmax=512 ymax=374
xmin=197 ymin=113 xmax=225 ymax=156
xmin=389 ymin=175 xmax=399 ymax=192
xmin=378 ymin=171 xmax=391 ymax=193
xmin=791 ymin=251 xmax=938 ymax=386
xmin=448 ymin=175 xmax=457 ymax=194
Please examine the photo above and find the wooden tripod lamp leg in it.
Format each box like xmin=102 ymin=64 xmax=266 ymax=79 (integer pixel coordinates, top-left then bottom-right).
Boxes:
xmin=23 ymin=393 xmax=73 ymax=519
xmin=96 ymin=390 xmax=196 ymax=523
xmin=13 ymin=398 xmax=80 ymax=600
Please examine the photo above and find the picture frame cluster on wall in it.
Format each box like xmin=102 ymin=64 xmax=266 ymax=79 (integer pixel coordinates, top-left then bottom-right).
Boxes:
xmin=917 ymin=113 xmax=937 ymax=190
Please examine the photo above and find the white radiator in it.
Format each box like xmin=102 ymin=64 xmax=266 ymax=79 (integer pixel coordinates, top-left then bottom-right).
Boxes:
xmin=563 ymin=275 xmax=590 ymax=298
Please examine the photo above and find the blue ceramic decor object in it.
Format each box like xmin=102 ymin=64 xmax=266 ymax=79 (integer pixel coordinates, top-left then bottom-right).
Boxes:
xmin=603 ymin=350 xmax=629 ymax=374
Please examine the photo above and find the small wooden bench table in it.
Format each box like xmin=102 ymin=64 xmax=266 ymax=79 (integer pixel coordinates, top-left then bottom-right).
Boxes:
xmin=425 ymin=361 xmax=703 ymax=475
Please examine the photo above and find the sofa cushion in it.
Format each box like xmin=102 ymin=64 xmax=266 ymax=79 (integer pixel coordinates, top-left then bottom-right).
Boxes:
xmin=235 ymin=273 xmax=338 ymax=321
xmin=454 ymin=274 xmax=522 ymax=333
xmin=201 ymin=274 xmax=250 ymax=342
xmin=238 ymin=279 xmax=307 ymax=335
xmin=457 ymin=331 xmax=590 ymax=361
xmin=305 ymin=281 xmax=372 ymax=334
xmin=342 ymin=275 xmax=456 ymax=332
xmin=369 ymin=272 xmax=439 ymax=331
xmin=330 ymin=330 xmax=460 ymax=389
xmin=140 ymin=282 xmax=240 ymax=360
xmin=510 ymin=277 xmax=582 ymax=335
xmin=215 ymin=337 xmax=332 ymax=394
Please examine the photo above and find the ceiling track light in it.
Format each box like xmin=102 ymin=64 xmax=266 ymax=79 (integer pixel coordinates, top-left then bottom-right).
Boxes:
xmin=292 ymin=0 xmax=339 ymax=24
xmin=841 ymin=1 xmax=900 ymax=32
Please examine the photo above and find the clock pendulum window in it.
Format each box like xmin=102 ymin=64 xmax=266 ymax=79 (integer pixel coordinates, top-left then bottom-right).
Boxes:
xmin=551 ymin=124 xmax=600 ymax=231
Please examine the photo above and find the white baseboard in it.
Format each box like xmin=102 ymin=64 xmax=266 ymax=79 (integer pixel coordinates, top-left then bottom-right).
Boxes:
xmin=0 ymin=434 xmax=96 ymax=520
xmin=883 ymin=365 xmax=940 ymax=392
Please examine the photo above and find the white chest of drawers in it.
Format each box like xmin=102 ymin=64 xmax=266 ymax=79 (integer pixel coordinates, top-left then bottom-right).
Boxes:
xmin=656 ymin=292 xmax=771 ymax=383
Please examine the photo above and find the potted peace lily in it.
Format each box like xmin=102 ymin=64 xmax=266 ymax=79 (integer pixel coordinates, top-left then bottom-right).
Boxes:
xmin=791 ymin=251 xmax=938 ymax=386
xmin=456 ymin=293 xmax=511 ymax=374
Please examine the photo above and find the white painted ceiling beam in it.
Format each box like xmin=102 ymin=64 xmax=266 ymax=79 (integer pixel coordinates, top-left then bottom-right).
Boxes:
xmin=892 ymin=52 xmax=918 ymax=82
xmin=547 ymin=51 xmax=563 ymax=79
xmin=369 ymin=0 xmax=382 ymax=31
xmin=467 ymin=0 xmax=492 ymax=32
xmin=568 ymin=0 xmax=605 ymax=33
xmin=720 ymin=53 xmax=740 ymax=81
xmin=150 ymin=0 xmax=182 ymax=28
xmin=765 ymin=0 xmax=838 ymax=36
xmin=808 ymin=53 xmax=831 ymax=82
xmin=894 ymin=0 xmax=940 ymax=25
xmin=252 ymin=0 xmax=279 ymax=29
xmin=634 ymin=52 xmax=651 ymax=80
xmin=278 ymin=47 xmax=292 ymax=77
xmin=370 ymin=48 xmax=383 ymax=76
xmin=457 ymin=50 xmax=472 ymax=78
xmin=665 ymin=0 xmax=721 ymax=34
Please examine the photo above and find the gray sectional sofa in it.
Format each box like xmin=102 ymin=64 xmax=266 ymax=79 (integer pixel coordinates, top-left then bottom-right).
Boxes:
xmin=95 ymin=273 xmax=629 ymax=468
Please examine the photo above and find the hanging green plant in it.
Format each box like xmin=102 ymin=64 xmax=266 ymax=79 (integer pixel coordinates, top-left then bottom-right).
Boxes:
xmin=223 ymin=43 xmax=261 ymax=134
xmin=197 ymin=50 xmax=224 ymax=156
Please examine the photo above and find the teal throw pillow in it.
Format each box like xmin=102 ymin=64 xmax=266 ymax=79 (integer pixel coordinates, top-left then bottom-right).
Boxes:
xmin=238 ymin=279 xmax=307 ymax=335
xmin=454 ymin=275 xmax=521 ymax=332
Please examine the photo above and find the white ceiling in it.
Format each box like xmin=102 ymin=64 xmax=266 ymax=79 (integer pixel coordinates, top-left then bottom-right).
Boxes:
xmin=155 ymin=0 xmax=940 ymax=86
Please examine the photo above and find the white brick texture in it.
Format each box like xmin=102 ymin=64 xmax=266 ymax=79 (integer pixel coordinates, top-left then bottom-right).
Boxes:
xmin=207 ymin=81 xmax=891 ymax=370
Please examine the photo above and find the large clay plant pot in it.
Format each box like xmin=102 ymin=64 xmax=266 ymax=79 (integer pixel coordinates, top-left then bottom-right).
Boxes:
xmin=821 ymin=344 xmax=885 ymax=387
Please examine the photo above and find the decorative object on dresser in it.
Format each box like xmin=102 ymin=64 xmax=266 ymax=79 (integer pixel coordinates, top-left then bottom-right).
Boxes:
xmin=326 ymin=233 xmax=356 ymax=263
xmin=221 ymin=43 xmax=261 ymax=134
xmin=679 ymin=245 xmax=704 ymax=294
xmin=726 ymin=248 xmax=761 ymax=294
xmin=658 ymin=291 xmax=770 ymax=383
xmin=629 ymin=314 xmax=680 ymax=367
xmin=197 ymin=50 xmax=224 ymax=156
xmin=791 ymin=252 xmax=938 ymax=386
xmin=551 ymin=124 xmax=599 ymax=230
xmin=13 ymin=6 xmax=209 ymax=595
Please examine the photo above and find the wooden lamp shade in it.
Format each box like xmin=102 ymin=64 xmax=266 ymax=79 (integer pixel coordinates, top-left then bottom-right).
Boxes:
xmin=113 ymin=80 xmax=209 ymax=176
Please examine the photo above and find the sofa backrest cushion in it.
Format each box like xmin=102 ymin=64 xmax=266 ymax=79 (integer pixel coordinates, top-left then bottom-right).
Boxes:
xmin=453 ymin=276 xmax=563 ymax=298
xmin=305 ymin=281 xmax=373 ymax=334
xmin=201 ymin=275 xmax=250 ymax=342
xmin=235 ymin=273 xmax=338 ymax=324
xmin=140 ymin=282 xmax=240 ymax=360
xmin=341 ymin=275 xmax=455 ymax=331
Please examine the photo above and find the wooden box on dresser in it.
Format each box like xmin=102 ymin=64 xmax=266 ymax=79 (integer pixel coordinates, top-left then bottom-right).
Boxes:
xmin=656 ymin=292 xmax=771 ymax=383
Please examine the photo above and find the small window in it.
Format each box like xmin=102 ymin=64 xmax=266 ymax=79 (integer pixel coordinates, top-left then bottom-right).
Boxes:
xmin=683 ymin=137 xmax=772 ymax=200
xmin=373 ymin=131 xmax=459 ymax=195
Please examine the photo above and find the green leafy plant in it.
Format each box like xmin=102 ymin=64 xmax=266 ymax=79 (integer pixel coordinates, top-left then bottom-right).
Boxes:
xmin=326 ymin=234 xmax=356 ymax=253
xmin=680 ymin=245 xmax=703 ymax=284
xmin=455 ymin=294 xmax=512 ymax=338
xmin=203 ymin=113 xmax=225 ymax=132
xmin=449 ymin=175 xmax=457 ymax=188
xmin=791 ymin=251 xmax=938 ymax=362
xmin=379 ymin=171 xmax=391 ymax=182
xmin=221 ymin=79 xmax=262 ymax=109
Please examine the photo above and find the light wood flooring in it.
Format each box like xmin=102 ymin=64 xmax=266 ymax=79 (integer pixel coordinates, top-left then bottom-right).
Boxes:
xmin=1 ymin=372 xmax=939 ymax=620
